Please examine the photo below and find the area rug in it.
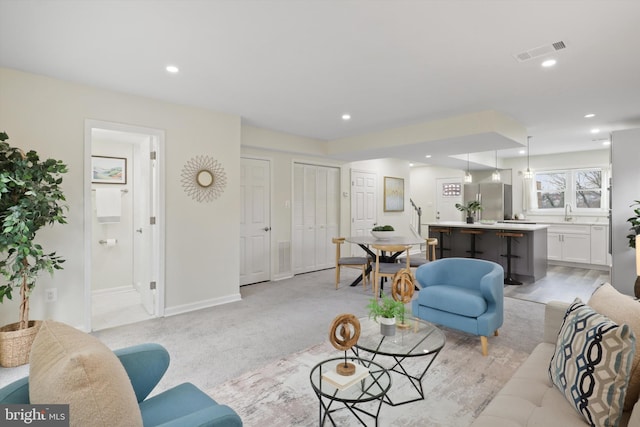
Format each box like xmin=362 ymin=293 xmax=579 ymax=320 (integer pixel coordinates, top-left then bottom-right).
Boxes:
xmin=208 ymin=297 xmax=545 ymax=427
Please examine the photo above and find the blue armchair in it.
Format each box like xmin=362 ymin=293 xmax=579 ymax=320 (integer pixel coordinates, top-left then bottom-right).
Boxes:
xmin=412 ymin=258 xmax=504 ymax=356
xmin=0 ymin=343 xmax=242 ymax=427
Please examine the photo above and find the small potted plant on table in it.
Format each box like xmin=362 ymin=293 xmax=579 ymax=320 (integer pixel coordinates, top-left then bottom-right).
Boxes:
xmin=367 ymin=294 xmax=404 ymax=336
xmin=455 ymin=201 xmax=482 ymax=224
xmin=371 ymin=225 xmax=395 ymax=240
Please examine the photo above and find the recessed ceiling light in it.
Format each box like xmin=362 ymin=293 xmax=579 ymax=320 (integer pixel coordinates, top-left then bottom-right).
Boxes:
xmin=584 ymin=113 xmax=595 ymax=118
xmin=591 ymin=128 xmax=600 ymax=134
xmin=541 ymin=59 xmax=556 ymax=68
xmin=519 ymin=149 xmax=526 ymax=155
xmin=425 ymin=155 xmax=432 ymax=159
xmin=409 ymin=163 xmax=414 ymax=167
xmin=602 ymin=140 xmax=611 ymax=146
xmin=166 ymin=65 xmax=179 ymax=73
xmin=341 ymin=113 xmax=351 ymax=121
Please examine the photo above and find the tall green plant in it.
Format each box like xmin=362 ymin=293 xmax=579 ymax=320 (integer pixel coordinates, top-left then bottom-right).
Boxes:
xmin=627 ymin=200 xmax=640 ymax=248
xmin=0 ymin=132 xmax=67 ymax=329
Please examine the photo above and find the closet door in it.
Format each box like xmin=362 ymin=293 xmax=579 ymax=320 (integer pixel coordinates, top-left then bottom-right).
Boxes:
xmin=325 ymin=167 xmax=340 ymax=266
xmin=293 ymin=164 xmax=305 ymax=273
xmin=302 ymin=165 xmax=317 ymax=272
xmin=293 ymin=163 xmax=340 ymax=274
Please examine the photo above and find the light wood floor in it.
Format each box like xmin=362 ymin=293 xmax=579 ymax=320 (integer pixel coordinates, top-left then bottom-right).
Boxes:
xmin=503 ymin=264 xmax=610 ymax=304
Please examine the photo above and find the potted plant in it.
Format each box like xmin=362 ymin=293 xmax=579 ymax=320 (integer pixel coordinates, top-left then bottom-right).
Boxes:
xmin=455 ymin=201 xmax=482 ymax=224
xmin=366 ymin=294 xmax=404 ymax=336
xmin=371 ymin=225 xmax=395 ymax=240
xmin=0 ymin=132 xmax=67 ymax=367
xmin=626 ymin=200 xmax=640 ymax=248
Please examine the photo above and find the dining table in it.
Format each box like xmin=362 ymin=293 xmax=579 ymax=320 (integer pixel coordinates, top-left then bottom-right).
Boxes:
xmin=345 ymin=235 xmax=425 ymax=287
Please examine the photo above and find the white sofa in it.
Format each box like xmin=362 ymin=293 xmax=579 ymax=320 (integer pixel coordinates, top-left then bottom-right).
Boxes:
xmin=471 ymin=300 xmax=640 ymax=427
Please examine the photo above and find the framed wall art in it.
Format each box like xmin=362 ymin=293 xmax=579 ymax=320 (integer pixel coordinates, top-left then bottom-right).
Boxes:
xmin=91 ymin=156 xmax=127 ymax=184
xmin=384 ymin=176 xmax=404 ymax=212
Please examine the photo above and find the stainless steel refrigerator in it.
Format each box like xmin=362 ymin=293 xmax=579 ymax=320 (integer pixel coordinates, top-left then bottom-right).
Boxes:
xmin=463 ymin=183 xmax=513 ymax=221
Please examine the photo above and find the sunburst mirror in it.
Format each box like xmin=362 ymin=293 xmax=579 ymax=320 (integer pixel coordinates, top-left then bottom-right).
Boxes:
xmin=181 ymin=155 xmax=227 ymax=202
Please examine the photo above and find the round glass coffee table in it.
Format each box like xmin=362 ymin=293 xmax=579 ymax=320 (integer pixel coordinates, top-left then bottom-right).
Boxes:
xmin=309 ymin=356 xmax=391 ymax=426
xmin=352 ymin=316 xmax=446 ymax=406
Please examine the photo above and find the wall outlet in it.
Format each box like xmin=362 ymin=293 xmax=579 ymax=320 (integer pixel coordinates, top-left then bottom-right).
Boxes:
xmin=45 ymin=288 xmax=57 ymax=302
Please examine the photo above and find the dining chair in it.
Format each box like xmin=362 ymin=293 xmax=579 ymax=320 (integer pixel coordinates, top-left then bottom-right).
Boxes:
xmin=397 ymin=237 xmax=438 ymax=268
xmin=332 ymin=237 xmax=370 ymax=290
xmin=371 ymin=244 xmax=412 ymax=299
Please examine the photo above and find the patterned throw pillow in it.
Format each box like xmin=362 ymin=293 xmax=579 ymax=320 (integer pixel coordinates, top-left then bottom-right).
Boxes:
xmin=549 ymin=299 xmax=636 ymax=427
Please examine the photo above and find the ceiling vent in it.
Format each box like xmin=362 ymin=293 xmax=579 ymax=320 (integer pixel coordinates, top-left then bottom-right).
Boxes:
xmin=514 ymin=40 xmax=567 ymax=62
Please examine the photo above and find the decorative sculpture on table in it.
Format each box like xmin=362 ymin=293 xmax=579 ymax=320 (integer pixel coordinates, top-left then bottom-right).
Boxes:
xmin=328 ymin=314 xmax=361 ymax=376
xmin=391 ymin=268 xmax=415 ymax=329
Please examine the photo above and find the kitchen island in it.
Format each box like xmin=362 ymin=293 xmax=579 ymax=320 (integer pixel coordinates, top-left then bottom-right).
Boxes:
xmin=426 ymin=221 xmax=549 ymax=282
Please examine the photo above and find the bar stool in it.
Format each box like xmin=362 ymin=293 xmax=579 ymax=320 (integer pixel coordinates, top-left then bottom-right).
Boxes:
xmin=430 ymin=227 xmax=451 ymax=259
xmin=496 ymin=231 xmax=524 ymax=285
xmin=460 ymin=229 xmax=483 ymax=258
xmin=426 ymin=237 xmax=438 ymax=261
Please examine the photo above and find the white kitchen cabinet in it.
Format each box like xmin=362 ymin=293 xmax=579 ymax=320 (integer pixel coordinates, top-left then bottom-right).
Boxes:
xmin=590 ymin=225 xmax=610 ymax=265
xmin=546 ymin=224 xmax=591 ymax=263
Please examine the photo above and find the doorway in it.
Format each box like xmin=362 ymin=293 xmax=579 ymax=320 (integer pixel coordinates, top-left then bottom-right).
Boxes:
xmin=436 ymin=177 xmax=463 ymax=222
xmin=84 ymin=120 xmax=164 ymax=331
xmin=240 ymin=157 xmax=271 ymax=285
xmin=350 ymin=169 xmax=377 ymax=256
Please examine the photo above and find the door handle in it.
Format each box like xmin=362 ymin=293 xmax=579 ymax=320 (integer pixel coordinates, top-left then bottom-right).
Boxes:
xmin=136 ymin=228 xmax=143 ymax=234
xmin=263 ymin=226 xmax=271 ymax=232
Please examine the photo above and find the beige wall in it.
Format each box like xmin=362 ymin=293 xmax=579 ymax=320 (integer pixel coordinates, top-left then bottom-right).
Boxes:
xmin=409 ymin=165 xmax=465 ymax=223
xmin=0 ymin=67 xmax=241 ymax=329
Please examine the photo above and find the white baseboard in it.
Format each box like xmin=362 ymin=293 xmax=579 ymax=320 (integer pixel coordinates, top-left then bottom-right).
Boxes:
xmin=164 ymin=293 xmax=242 ymax=317
xmin=548 ymin=260 xmax=610 ymax=272
xmin=92 ymin=285 xmax=134 ymax=296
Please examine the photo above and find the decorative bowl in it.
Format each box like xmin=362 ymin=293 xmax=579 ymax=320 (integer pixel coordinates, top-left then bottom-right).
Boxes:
xmin=371 ymin=231 xmax=396 ymax=240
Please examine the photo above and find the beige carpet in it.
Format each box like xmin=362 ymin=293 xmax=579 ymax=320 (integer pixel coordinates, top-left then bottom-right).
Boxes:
xmin=209 ymin=297 xmax=545 ymax=427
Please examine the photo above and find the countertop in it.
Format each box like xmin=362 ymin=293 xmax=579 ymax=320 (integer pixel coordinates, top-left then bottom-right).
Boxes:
xmin=502 ymin=219 xmax=609 ymax=226
xmin=426 ymin=221 xmax=549 ymax=231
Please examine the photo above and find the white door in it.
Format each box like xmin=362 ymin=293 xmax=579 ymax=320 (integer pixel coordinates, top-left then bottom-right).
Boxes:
xmin=436 ymin=178 xmax=463 ymax=222
xmin=314 ymin=166 xmax=340 ymax=268
xmin=350 ymin=170 xmax=377 ymax=255
xmin=132 ymin=137 xmax=156 ymax=314
xmin=240 ymin=158 xmax=271 ymax=285
xmin=293 ymin=163 xmax=340 ymax=273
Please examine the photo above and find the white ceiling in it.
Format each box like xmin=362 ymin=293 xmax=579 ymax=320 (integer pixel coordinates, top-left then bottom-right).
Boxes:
xmin=1 ymin=0 xmax=639 ymax=168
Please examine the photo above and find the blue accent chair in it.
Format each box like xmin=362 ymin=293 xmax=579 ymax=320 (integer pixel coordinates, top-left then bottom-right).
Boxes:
xmin=0 ymin=343 xmax=242 ymax=427
xmin=412 ymin=257 xmax=504 ymax=356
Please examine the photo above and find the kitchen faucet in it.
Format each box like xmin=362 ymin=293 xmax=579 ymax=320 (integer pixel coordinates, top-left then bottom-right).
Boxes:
xmin=564 ymin=203 xmax=573 ymax=222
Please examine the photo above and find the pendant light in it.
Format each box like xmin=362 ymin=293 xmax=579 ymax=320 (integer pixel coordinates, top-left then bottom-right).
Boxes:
xmin=523 ymin=136 xmax=533 ymax=180
xmin=464 ymin=153 xmax=473 ymax=183
xmin=491 ymin=150 xmax=501 ymax=182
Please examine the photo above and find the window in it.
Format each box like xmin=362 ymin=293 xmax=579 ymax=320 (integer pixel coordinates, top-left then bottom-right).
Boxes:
xmin=532 ymin=168 xmax=605 ymax=211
